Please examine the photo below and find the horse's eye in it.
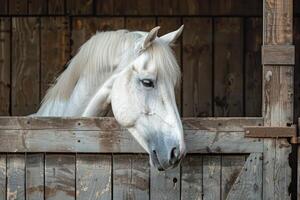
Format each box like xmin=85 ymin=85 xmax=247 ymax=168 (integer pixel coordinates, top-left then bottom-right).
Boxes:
xmin=140 ymin=79 xmax=154 ymax=88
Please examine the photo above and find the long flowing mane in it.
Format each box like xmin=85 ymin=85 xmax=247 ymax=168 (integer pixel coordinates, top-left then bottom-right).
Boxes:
xmin=35 ymin=29 xmax=180 ymax=116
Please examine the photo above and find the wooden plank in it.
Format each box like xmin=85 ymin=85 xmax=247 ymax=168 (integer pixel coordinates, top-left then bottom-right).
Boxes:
xmin=150 ymin=165 xmax=180 ymax=200
xmin=157 ymin=17 xmax=182 ymax=115
xmin=125 ymin=17 xmax=156 ymax=32
xmin=45 ymin=154 xmax=75 ymax=200
xmin=181 ymin=155 xmax=202 ymax=200
xmin=214 ymin=18 xmax=243 ymax=117
xmin=0 ymin=130 xmax=263 ymax=153
xmin=0 ymin=154 xmax=6 ymax=200
xmin=66 ymin=0 xmax=93 ymax=15
xmin=12 ymin=17 xmax=40 ymax=115
xmin=0 ymin=0 xmax=8 ymax=14
xmin=113 ymin=154 xmax=149 ymax=199
xmin=262 ymin=45 xmax=295 ymax=65
xmin=26 ymin=154 xmax=44 ymax=200
xmin=76 ymin=154 xmax=111 ymax=200
xmin=41 ymin=17 xmax=70 ymax=98
xmin=226 ymin=153 xmax=263 ymax=200
xmin=294 ymin=18 xmax=300 ymax=125
xmin=182 ymin=18 xmax=212 ymax=117
xmin=211 ymin=0 xmax=262 ymax=16
xmin=244 ymin=126 xmax=296 ymax=138
xmin=202 ymin=156 xmax=221 ymax=200
xmin=48 ymin=0 xmax=65 ymax=15
xmin=72 ymin=17 xmax=124 ymax=56
xmin=95 ymin=0 xmax=113 ymax=15
xmin=28 ymin=0 xmax=47 ymax=15
xmin=0 ymin=117 xmax=264 ymax=131
xmin=179 ymin=0 xmax=210 ymax=15
xmin=0 ymin=18 xmax=10 ymax=116
xmin=9 ymin=0 xmax=27 ymax=15
xmin=7 ymin=154 xmax=25 ymax=200
xmin=155 ymin=0 xmax=180 ymax=15
xmin=221 ymin=155 xmax=245 ymax=200
xmin=245 ymin=17 xmax=262 ymax=117
xmin=114 ymin=0 xmax=155 ymax=15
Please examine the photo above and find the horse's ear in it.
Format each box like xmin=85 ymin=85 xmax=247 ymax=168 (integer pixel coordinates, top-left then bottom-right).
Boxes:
xmin=160 ymin=25 xmax=184 ymax=46
xmin=142 ymin=26 xmax=160 ymax=49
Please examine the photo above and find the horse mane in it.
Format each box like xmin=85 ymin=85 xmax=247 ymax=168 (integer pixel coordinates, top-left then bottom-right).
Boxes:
xmin=36 ymin=29 xmax=181 ymax=116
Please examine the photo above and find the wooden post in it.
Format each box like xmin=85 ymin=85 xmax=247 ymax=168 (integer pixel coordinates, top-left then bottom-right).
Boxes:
xmin=262 ymin=0 xmax=293 ymax=199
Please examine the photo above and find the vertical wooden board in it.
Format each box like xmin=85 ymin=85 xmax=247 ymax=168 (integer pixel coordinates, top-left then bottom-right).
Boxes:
xmin=211 ymin=0 xmax=262 ymax=16
xmin=181 ymin=155 xmax=202 ymax=200
xmin=221 ymin=155 xmax=245 ymax=200
xmin=245 ymin=18 xmax=262 ymax=117
xmin=113 ymin=154 xmax=149 ymax=200
xmin=0 ymin=154 xmax=6 ymax=200
xmin=66 ymin=0 xmax=93 ymax=15
xmin=155 ymin=0 xmax=180 ymax=15
xmin=76 ymin=154 xmax=111 ymax=200
xmin=0 ymin=0 xmax=8 ymax=14
xmin=26 ymin=154 xmax=44 ymax=200
xmin=182 ymin=18 xmax=212 ymax=117
xmin=71 ymin=17 xmax=124 ymax=56
xmin=9 ymin=0 xmax=27 ymax=15
xmin=7 ymin=154 xmax=25 ymax=200
xmin=214 ymin=18 xmax=243 ymax=117
xmin=113 ymin=0 xmax=155 ymax=15
xmin=28 ymin=0 xmax=47 ymax=14
xmin=157 ymin=17 xmax=182 ymax=115
xmin=294 ymin=18 xmax=300 ymax=122
xmin=95 ymin=0 xmax=114 ymax=15
xmin=126 ymin=17 xmax=156 ymax=32
xmin=226 ymin=153 xmax=263 ymax=200
xmin=12 ymin=17 xmax=40 ymax=116
xmin=263 ymin=139 xmax=276 ymax=200
xmin=202 ymin=156 xmax=221 ymax=200
xmin=48 ymin=0 xmax=65 ymax=15
xmin=41 ymin=17 xmax=70 ymax=98
xmin=179 ymin=0 xmax=210 ymax=15
xmin=45 ymin=154 xmax=75 ymax=200
xmin=0 ymin=18 xmax=10 ymax=116
xmin=150 ymin=165 xmax=180 ymax=200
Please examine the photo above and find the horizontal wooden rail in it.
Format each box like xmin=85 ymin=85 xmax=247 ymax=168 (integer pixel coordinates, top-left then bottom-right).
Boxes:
xmin=262 ymin=45 xmax=295 ymax=65
xmin=0 ymin=117 xmax=264 ymax=153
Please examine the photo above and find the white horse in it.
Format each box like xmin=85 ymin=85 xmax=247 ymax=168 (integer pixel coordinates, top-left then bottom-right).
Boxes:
xmin=34 ymin=26 xmax=186 ymax=171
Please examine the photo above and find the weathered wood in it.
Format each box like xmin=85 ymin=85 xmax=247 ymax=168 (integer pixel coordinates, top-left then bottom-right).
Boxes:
xmin=226 ymin=153 xmax=263 ymax=200
xmin=295 ymin=18 xmax=300 ymax=125
xmin=126 ymin=17 xmax=156 ymax=32
xmin=9 ymin=0 xmax=27 ymax=15
xmin=12 ymin=17 xmax=40 ymax=115
xmin=7 ymin=154 xmax=25 ymax=200
xmin=0 ymin=0 xmax=8 ymax=14
xmin=244 ymin=126 xmax=296 ymax=138
xmin=211 ymin=0 xmax=262 ymax=16
xmin=0 ymin=154 xmax=6 ymax=200
xmin=214 ymin=18 xmax=243 ymax=116
xmin=0 ymin=18 xmax=10 ymax=115
xmin=179 ymin=0 xmax=210 ymax=15
xmin=113 ymin=154 xmax=149 ymax=199
xmin=245 ymin=18 xmax=262 ymax=117
xmin=28 ymin=0 xmax=47 ymax=15
xmin=45 ymin=154 xmax=75 ymax=200
xmin=48 ymin=0 xmax=65 ymax=15
xmin=262 ymin=45 xmax=295 ymax=65
xmin=95 ymin=0 xmax=114 ymax=15
xmin=221 ymin=155 xmax=245 ymax=200
xmin=114 ymin=0 xmax=155 ymax=15
xmin=41 ymin=17 xmax=70 ymax=98
xmin=26 ymin=154 xmax=44 ymax=200
xmin=181 ymin=155 xmax=202 ymax=200
xmin=202 ymin=156 xmax=221 ymax=200
xmin=182 ymin=18 xmax=212 ymax=117
xmin=76 ymin=154 xmax=111 ymax=200
xmin=150 ymin=165 xmax=180 ymax=200
xmin=66 ymin=0 xmax=93 ymax=15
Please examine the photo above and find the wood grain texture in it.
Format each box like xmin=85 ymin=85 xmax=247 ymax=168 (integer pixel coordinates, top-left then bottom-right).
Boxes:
xmin=183 ymin=18 xmax=212 ymax=117
xmin=66 ymin=0 xmax=93 ymax=15
xmin=294 ymin=18 xmax=300 ymax=123
xmin=9 ymin=0 xmax=27 ymax=15
xmin=221 ymin=155 xmax=245 ymax=200
xmin=48 ymin=0 xmax=65 ymax=15
xmin=12 ymin=17 xmax=40 ymax=115
xmin=41 ymin=17 xmax=70 ymax=98
xmin=0 ymin=18 xmax=10 ymax=115
xmin=245 ymin=18 xmax=262 ymax=117
xmin=0 ymin=154 xmax=6 ymax=200
xmin=214 ymin=18 xmax=243 ymax=117
xmin=26 ymin=154 xmax=44 ymax=200
xmin=262 ymin=45 xmax=295 ymax=65
xmin=181 ymin=155 xmax=202 ymax=200
xmin=28 ymin=0 xmax=47 ymax=15
xmin=125 ymin=17 xmax=156 ymax=32
xmin=150 ymin=165 xmax=180 ymax=200
xmin=76 ymin=154 xmax=111 ymax=200
xmin=211 ymin=0 xmax=262 ymax=16
xmin=0 ymin=0 xmax=8 ymax=14
xmin=95 ymin=0 xmax=114 ymax=15
xmin=202 ymin=156 xmax=221 ymax=200
xmin=7 ymin=154 xmax=25 ymax=200
xmin=114 ymin=0 xmax=155 ymax=15
xmin=157 ymin=17 xmax=182 ymax=115
xmin=113 ymin=154 xmax=149 ymax=200
xmin=226 ymin=153 xmax=263 ymax=200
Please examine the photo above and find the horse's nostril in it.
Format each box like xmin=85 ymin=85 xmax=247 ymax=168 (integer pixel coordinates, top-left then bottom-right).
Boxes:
xmin=170 ymin=147 xmax=179 ymax=165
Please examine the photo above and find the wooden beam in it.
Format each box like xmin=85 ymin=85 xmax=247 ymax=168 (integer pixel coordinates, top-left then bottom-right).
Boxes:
xmin=262 ymin=45 xmax=295 ymax=65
